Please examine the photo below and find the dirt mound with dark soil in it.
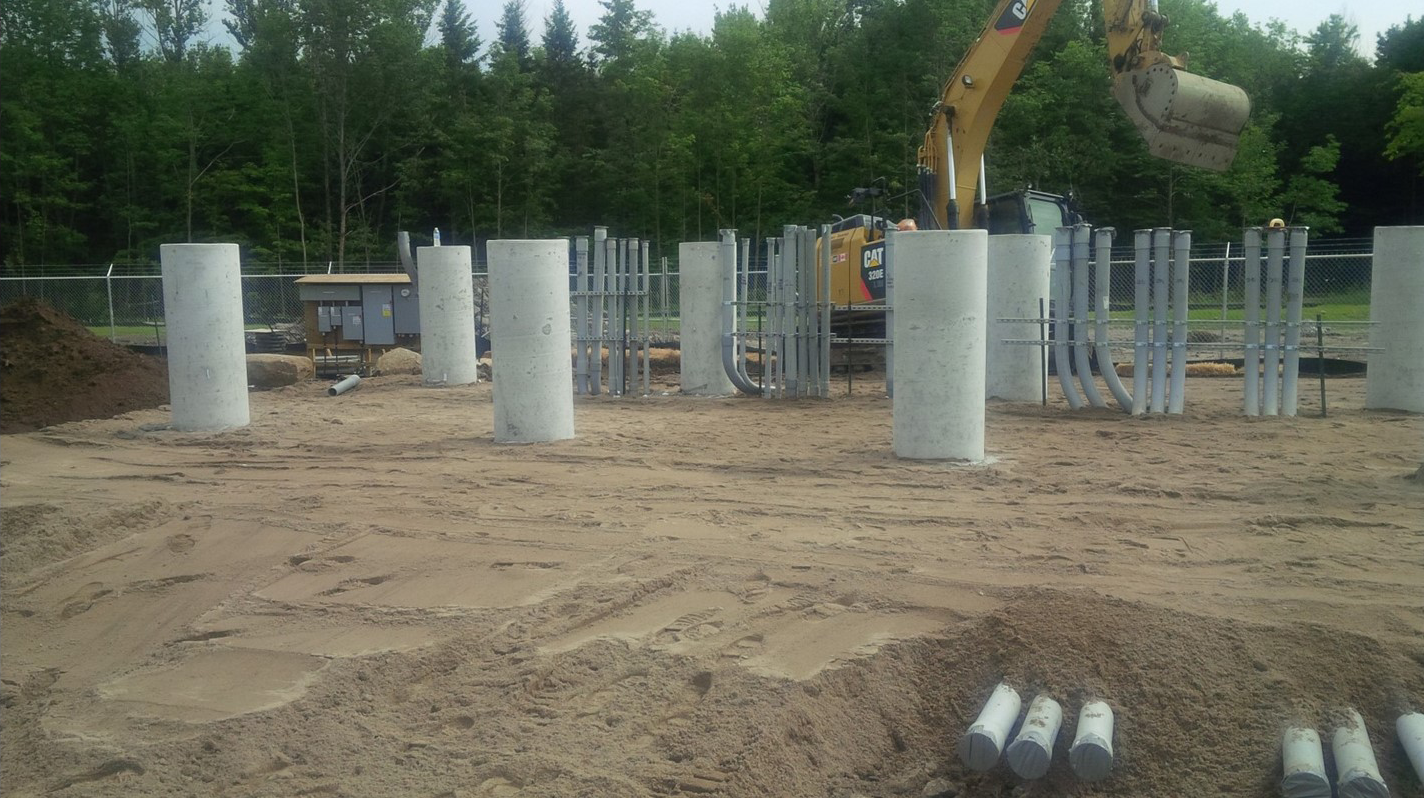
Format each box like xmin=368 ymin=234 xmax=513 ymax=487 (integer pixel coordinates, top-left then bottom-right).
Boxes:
xmin=0 ymin=299 xmax=169 ymax=433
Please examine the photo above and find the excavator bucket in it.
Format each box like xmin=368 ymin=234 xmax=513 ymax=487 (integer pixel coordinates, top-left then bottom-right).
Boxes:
xmin=1112 ymin=63 xmax=1251 ymax=172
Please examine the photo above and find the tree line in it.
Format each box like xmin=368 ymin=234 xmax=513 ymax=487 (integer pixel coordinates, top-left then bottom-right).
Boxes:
xmin=2 ymin=0 xmax=1421 ymax=270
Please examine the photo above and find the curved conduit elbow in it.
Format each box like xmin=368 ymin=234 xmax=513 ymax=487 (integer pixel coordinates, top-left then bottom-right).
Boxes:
xmin=1093 ymin=228 xmax=1133 ymax=412
xmin=1072 ymin=224 xmax=1107 ymax=408
xmin=1053 ymin=228 xmax=1084 ymax=409
xmin=720 ymin=230 xmax=762 ymax=395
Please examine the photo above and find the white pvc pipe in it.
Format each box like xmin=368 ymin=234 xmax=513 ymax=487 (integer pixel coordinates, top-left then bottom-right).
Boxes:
xmin=678 ymin=241 xmax=735 ymax=396
xmin=1069 ymin=700 xmax=1115 ymax=782
xmin=1072 ymin=224 xmax=1107 ymax=408
xmin=574 ymin=236 xmax=589 ymax=394
xmin=1006 ymin=694 xmax=1063 ymax=779
xmin=1150 ymin=228 xmax=1170 ymax=414
xmin=1332 ymin=709 xmax=1389 ymax=798
xmin=891 ymin=230 xmax=988 ymax=461
xmin=641 ymin=240 xmax=651 ymax=396
xmin=487 ymin=240 xmax=575 ymax=444
xmin=958 ymin=682 xmax=1021 ymax=771
xmin=884 ymin=232 xmax=895 ymax=398
xmin=1281 ymin=727 xmax=1331 ymax=798
xmin=1052 ymin=227 xmax=1083 ymax=409
xmin=1169 ymin=230 xmax=1191 ymax=414
xmin=764 ymin=238 xmax=778 ymax=398
xmin=1366 ymin=226 xmax=1424 ymax=412
xmin=1282 ymin=227 xmax=1308 ymax=415
xmin=1094 ymin=228 xmax=1132 ymax=412
xmin=1132 ymin=230 xmax=1152 ymax=415
xmin=416 ymin=245 xmax=480 ymax=388
xmin=782 ymin=225 xmax=799 ymax=398
xmin=820 ymin=224 xmax=832 ymax=397
xmin=1263 ymin=227 xmax=1285 ymax=416
xmin=1243 ymin=228 xmax=1262 ymax=416
xmin=326 ymin=374 xmax=361 ymax=396
xmin=986 ymin=235 xmax=1052 ymax=402
xmin=1399 ymin=712 xmax=1424 ymax=786
xmin=160 ymin=243 xmax=250 ymax=431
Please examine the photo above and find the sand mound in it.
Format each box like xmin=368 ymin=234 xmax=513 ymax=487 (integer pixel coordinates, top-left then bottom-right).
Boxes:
xmin=246 ymin=354 xmax=314 ymax=388
xmin=375 ymin=347 xmax=422 ymax=375
xmin=0 ymin=299 xmax=169 ymax=433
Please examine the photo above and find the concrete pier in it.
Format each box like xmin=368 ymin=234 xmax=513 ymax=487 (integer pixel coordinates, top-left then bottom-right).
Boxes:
xmin=160 ymin=243 xmax=250 ymax=431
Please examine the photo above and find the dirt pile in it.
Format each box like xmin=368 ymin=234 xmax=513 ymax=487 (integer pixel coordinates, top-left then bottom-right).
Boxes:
xmin=0 ymin=299 xmax=169 ymax=433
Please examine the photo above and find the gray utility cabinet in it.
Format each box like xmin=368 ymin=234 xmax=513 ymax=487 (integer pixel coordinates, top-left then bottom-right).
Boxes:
xmin=361 ymin=284 xmax=396 ymax=346
xmin=341 ymin=306 xmax=364 ymax=340
xmin=392 ymin=285 xmax=421 ymax=335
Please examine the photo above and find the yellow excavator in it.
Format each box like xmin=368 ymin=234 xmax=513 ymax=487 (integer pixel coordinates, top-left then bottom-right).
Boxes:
xmin=827 ymin=0 xmax=1251 ymax=307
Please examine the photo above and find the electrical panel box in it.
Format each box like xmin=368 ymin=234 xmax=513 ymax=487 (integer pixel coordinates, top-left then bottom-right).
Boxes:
xmin=341 ymin=306 xmax=364 ymax=341
xmin=361 ymin=284 xmax=395 ymax=346
xmin=317 ymin=305 xmax=332 ymax=332
xmin=392 ymin=285 xmax=420 ymax=335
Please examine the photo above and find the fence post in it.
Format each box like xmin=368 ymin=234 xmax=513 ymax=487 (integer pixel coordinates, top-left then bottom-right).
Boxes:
xmin=1219 ymin=242 xmax=1231 ymax=343
xmin=106 ymin=262 xmax=117 ymax=342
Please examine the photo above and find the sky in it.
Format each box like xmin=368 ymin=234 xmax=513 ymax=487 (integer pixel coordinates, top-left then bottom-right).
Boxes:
xmin=474 ymin=1 xmax=1418 ymax=59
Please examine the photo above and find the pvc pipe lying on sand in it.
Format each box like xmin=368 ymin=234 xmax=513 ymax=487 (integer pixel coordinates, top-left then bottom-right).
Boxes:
xmin=1006 ymin=694 xmax=1063 ymax=779
xmin=1069 ymin=700 xmax=1115 ymax=782
xmin=1400 ymin=712 xmax=1424 ymax=784
xmin=1280 ymin=727 xmax=1330 ymax=798
xmin=327 ymin=374 xmax=361 ymax=396
xmin=1332 ymin=709 xmax=1389 ymax=798
xmin=959 ymin=683 xmax=1022 ymax=771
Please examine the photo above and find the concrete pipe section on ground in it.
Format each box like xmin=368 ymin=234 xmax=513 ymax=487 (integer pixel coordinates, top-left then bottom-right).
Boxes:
xmin=415 ymin=245 xmax=480 ymax=388
xmin=160 ymin=243 xmax=250 ymax=431
xmin=890 ymin=229 xmax=988 ymax=461
xmin=487 ymin=240 xmax=576 ymax=444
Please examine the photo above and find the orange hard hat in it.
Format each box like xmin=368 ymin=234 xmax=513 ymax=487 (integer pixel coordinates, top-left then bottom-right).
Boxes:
xmin=896 ymin=218 xmax=918 ymax=231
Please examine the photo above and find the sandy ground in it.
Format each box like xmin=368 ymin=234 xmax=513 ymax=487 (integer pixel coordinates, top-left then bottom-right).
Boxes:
xmin=2 ymin=373 xmax=1421 ymax=797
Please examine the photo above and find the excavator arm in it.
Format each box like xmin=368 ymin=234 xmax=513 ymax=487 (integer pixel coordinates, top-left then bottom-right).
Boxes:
xmin=917 ymin=0 xmax=1251 ymax=230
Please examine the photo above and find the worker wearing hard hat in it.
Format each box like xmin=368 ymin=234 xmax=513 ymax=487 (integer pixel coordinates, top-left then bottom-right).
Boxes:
xmin=896 ymin=219 xmax=918 ymax=231
xmin=1268 ymin=218 xmax=1286 ymax=229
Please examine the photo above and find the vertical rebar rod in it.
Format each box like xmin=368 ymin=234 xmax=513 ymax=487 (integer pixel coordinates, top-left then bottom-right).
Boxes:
xmin=1168 ymin=230 xmax=1191 ymax=415
xmin=1242 ymin=228 xmax=1261 ymax=415
xmin=1150 ymin=228 xmax=1171 ymax=414
xmin=1263 ymin=227 xmax=1285 ymax=416
xmin=1132 ymin=230 xmax=1151 ymax=415
xmin=1282 ymin=227 xmax=1308 ymax=416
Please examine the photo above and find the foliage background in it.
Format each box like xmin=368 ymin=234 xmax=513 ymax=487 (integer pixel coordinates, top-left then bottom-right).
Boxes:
xmin=2 ymin=0 xmax=1421 ymax=269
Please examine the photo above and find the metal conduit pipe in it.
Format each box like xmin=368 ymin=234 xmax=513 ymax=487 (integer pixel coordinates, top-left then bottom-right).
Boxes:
xmin=1052 ymin=227 xmax=1084 ymax=409
xmin=1072 ymin=224 xmax=1107 ymax=408
xmin=1132 ymin=230 xmax=1152 ymax=414
xmin=1150 ymin=228 xmax=1171 ymax=413
xmin=574 ymin=236 xmax=590 ymax=394
xmin=591 ymin=227 xmax=607 ymax=395
xmin=820 ymin=224 xmax=833 ymax=398
xmin=719 ymin=230 xmax=761 ymax=395
xmin=1168 ymin=230 xmax=1191 ymax=414
xmin=1263 ymin=227 xmax=1285 ymax=415
xmin=1242 ymin=228 xmax=1262 ymax=415
xmin=782 ymin=225 xmax=800 ymax=397
xmin=1282 ymin=227 xmax=1308 ymax=416
xmin=642 ymin=240 xmax=651 ymax=396
xmin=885 ymin=232 xmax=896 ymax=398
xmin=1094 ymin=228 xmax=1132 ymax=411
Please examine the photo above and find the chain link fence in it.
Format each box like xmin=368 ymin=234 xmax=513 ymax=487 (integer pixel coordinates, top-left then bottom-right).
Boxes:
xmin=0 ymin=238 xmax=1371 ymax=355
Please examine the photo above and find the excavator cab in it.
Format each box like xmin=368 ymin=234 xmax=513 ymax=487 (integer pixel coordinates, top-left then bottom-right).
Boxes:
xmin=984 ymin=190 xmax=1076 ymax=235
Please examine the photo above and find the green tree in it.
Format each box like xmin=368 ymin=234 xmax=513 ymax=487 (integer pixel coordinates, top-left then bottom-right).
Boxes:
xmin=1385 ymin=72 xmax=1424 ymax=174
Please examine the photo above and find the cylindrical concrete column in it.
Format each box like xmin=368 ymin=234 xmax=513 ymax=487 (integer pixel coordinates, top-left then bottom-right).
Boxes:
xmin=160 ymin=243 xmax=250 ymax=431
xmin=986 ymin=235 xmax=1051 ymax=401
xmin=416 ymin=245 xmax=479 ymax=387
xmin=1366 ymin=226 xmax=1424 ymax=413
xmin=488 ymin=240 xmax=575 ymax=443
xmin=892 ymin=230 xmax=988 ymax=461
xmin=678 ymin=241 xmax=736 ymax=396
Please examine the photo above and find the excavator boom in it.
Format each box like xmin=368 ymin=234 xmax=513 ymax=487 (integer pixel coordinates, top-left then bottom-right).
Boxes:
xmin=918 ymin=0 xmax=1251 ymax=229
